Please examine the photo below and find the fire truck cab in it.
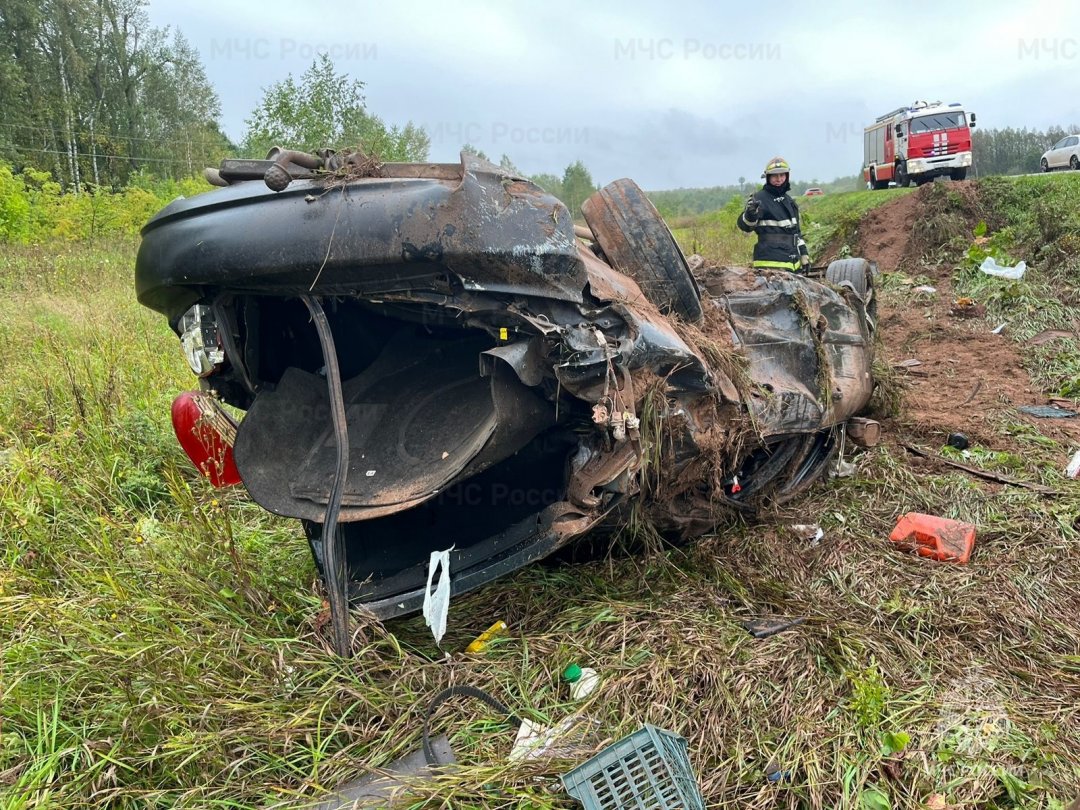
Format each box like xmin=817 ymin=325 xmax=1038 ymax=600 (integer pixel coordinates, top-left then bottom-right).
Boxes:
xmin=864 ymin=101 xmax=976 ymax=189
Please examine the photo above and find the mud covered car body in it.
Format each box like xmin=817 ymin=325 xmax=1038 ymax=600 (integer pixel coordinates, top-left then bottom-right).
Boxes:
xmin=136 ymin=151 xmax=876 ymax=628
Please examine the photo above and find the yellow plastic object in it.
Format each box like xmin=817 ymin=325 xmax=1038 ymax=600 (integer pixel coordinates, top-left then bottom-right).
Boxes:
xmin=465 ymin=620 xmax=507 ymax=653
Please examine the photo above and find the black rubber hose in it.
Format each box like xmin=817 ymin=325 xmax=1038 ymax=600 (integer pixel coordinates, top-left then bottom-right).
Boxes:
xmin=301 ymin=295 xmax=352 ymax=658
xmin=422 ymin=685 xmax=521 ymax=767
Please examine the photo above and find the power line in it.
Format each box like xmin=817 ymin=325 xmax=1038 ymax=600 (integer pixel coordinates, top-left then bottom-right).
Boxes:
xmin=15 ymin=147 xmax=205 ymax=167
xmin=0 ymin=123 xmax=228 ymax=152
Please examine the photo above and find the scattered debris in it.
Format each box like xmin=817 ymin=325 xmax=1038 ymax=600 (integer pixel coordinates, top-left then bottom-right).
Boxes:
xmin=738 ymin=616 xmax=806 ymax=639
xmin=510 ymin=714 xmax=602 ymax=762
xmin=832 ymin=457 xmax=857 ymax=477
xmin=946 ymin=432 xmax=970 ymax=450
xmin=847 ymin=417 xmax=882 ymax=447
xmin=790 ymin=524 xmax=824 ymax=545
xmin=949 ymin=297 xmax=985 ymax=318
xmin=946 ymin=432 xmax=972 ymax=451
xmin=421 ymin=685 xmax=520 ymax=767
xmin=422 ymin=548 xmax=453 ymax=646
xmin=563 ymin=664 xmax=600 ymax=700
xmin=312 ymin=734 xmax=456 ymax=808
xmin=1027 ymin=328 xmax=1076 ymax=345
xmin=561 ymin=725 xmax=705 ymax=810
xmin=1018 ymin=404 xmax=1077 ymax=419
xmin=465 ymin=620 xmax=508 ymax=653
xmin=889 ymin=512 xmax=976 ymax=564
xmin=960 ymin=380 xmax=983 ymax=406
xmin=979 ymin=256 xmax=1026 ymax=280
xmin=894 ymin=358 xmax=923 ymax=368
xmin=912 ymin=285 xmax=937 ymax=295
xmin=1066 ymin=450 xmax=1080 ymax=479
xmin=318 ymin=684 xmax=519 ymax=808
xmin=765 ymin=761 xmax=793 ymax=783
xmin=903 ymin=443 xmax=1059 ymax=495
xmin=686 ymin=253 xmax=706 ymax=272
xmin=990 ymin=322 xmax=1007 ymax=334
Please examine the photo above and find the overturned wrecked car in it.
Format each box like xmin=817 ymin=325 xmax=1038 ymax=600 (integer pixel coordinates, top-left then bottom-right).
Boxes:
xmin=135 ymin=149 xmax=877 ymax=653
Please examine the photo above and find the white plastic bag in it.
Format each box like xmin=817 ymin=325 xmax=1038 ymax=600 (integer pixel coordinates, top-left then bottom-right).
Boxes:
xmin=979 ymin=256 xmax=1026 ymax=280
xmin=1066 ymin=450 xmax=1080 ymax=479
xmin=422 ymin=547 xmax=453 ymax=646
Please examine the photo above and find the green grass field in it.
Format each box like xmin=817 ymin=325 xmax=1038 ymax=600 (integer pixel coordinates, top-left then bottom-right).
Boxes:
xmin=671 ymin=187 xmax=915 ymax=266
xmin=2 ymin=177 xmax=1079 ymax=809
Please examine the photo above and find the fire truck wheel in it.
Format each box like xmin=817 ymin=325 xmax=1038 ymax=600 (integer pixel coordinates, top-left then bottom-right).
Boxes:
xmin=581 ymin=178 xmax=704 ymax=323
xmin=895 ymin=162 xmax=910 ymax=188
xmin=951 ymin=168 xmax=968 ymax=181
xmin=826 ymin=257 xmax=877 ymax=325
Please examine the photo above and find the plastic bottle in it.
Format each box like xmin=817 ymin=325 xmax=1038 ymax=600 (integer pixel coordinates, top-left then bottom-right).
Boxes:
xmin=465 ymin=620 xmax=507 ymax=653
xmin=562 ymin=663 xmax=600 ymax=700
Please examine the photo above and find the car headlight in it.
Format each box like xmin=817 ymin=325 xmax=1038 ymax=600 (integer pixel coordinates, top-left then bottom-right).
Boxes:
xmin=178 ymin=304 xmax=225 ymax=376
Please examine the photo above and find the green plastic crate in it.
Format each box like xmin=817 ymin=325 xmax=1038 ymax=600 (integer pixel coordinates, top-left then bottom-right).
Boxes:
xmin=560 ymin=724 xmax=705 ymax=810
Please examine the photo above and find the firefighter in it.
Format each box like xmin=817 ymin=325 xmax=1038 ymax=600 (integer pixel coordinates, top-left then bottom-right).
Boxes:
xmin=737 ymin=156 xmax=811 ymax=273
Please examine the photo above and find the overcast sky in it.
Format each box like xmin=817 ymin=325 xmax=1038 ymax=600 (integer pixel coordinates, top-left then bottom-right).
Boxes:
xmin=149 ymin=0 xmax=1080 ymax=189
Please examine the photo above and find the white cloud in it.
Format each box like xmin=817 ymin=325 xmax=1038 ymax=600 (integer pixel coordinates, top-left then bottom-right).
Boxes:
xmin=148 ymin=0 xmax=1080 ymax=187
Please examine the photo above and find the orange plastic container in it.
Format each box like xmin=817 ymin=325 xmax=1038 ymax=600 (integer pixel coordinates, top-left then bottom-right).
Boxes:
xmin=889 ymin=513 xmax=976 ymax=563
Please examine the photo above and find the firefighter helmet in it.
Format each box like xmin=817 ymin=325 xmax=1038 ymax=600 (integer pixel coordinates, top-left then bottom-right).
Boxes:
xmin=761 ymin=156 xmax=791 ymax=178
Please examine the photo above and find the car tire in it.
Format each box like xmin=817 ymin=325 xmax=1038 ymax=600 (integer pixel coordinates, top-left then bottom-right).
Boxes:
xmin=895 ymin=162 xmax=910 ymax=188
xmin=1041 ymin=158 xmax=1050 ymax=173
xmin=582 ymin=178 xmax=704 ymax=323
xmin=1071 ymin=155 xmax=1079 ymax=171
xmin=826 ymin=257 xmax=877 ymax=325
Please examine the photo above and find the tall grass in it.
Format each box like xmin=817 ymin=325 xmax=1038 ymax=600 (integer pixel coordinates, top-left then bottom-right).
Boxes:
xmin=671 ymin=188 xmax=912 ymax=265
xmin=1 ymin=179 xmax=1079 ymax=808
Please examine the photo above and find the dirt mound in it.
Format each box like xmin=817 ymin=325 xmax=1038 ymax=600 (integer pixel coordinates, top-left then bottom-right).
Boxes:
xmin=864 ymin=182 xmax=1080 ymax=455
xmin=854 ymin=192 xmax=921 ymax=273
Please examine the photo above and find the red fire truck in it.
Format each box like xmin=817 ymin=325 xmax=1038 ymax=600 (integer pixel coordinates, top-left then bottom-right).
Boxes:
xmin=863 ymin=101 xmax=976 ymax=189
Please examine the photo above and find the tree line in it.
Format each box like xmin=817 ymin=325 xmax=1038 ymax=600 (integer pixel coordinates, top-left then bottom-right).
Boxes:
xmin=0 ymin=1 xmax=598 ymax=209
xmin=0 ymin=0 xmax=228 ymax=189
xmin=973 ymin=125 xmax=1080 ymax=176
xmin=2 ymin=2 xmax=1073 ymax=208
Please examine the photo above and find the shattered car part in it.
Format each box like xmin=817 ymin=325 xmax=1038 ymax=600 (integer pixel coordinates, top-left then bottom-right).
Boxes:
xmin=135 ymin=150 xmax=877 ymax=625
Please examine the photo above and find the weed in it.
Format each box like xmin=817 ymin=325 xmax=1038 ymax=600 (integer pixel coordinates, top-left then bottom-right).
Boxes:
xmin=2 ymin=184 xmax=1079 ymax=807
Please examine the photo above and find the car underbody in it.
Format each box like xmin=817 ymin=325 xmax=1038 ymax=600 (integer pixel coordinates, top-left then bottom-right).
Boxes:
xmin=136 ymin=149 xmax=878 ymax=652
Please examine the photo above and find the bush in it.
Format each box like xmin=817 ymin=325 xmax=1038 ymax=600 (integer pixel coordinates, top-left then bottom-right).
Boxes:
xmin=0 ymin=162 xmax=208 ymax=243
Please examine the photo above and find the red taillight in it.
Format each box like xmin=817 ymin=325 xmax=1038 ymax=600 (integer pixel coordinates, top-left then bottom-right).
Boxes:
xmin=171 ymin=391 xmax=242 ymax=488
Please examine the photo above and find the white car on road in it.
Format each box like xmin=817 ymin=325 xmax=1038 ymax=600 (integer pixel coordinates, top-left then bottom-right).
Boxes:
xmin=1041 ymin=134 xmax=1080 ymax=172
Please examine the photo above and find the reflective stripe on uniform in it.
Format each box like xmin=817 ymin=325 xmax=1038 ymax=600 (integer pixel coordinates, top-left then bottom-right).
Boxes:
xmin=756 ymin=217 xmax=798 ymax=228
xmin=752 ymin=259 xmax=799 ymax=271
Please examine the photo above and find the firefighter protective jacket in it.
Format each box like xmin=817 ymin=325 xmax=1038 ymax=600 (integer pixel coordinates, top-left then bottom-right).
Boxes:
xmin=736 ymin=187 xmax=810 ymax=271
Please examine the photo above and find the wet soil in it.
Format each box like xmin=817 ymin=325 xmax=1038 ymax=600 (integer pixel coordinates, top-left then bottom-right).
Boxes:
xmin=862 ymin=194 xmax=1080 ymax=460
